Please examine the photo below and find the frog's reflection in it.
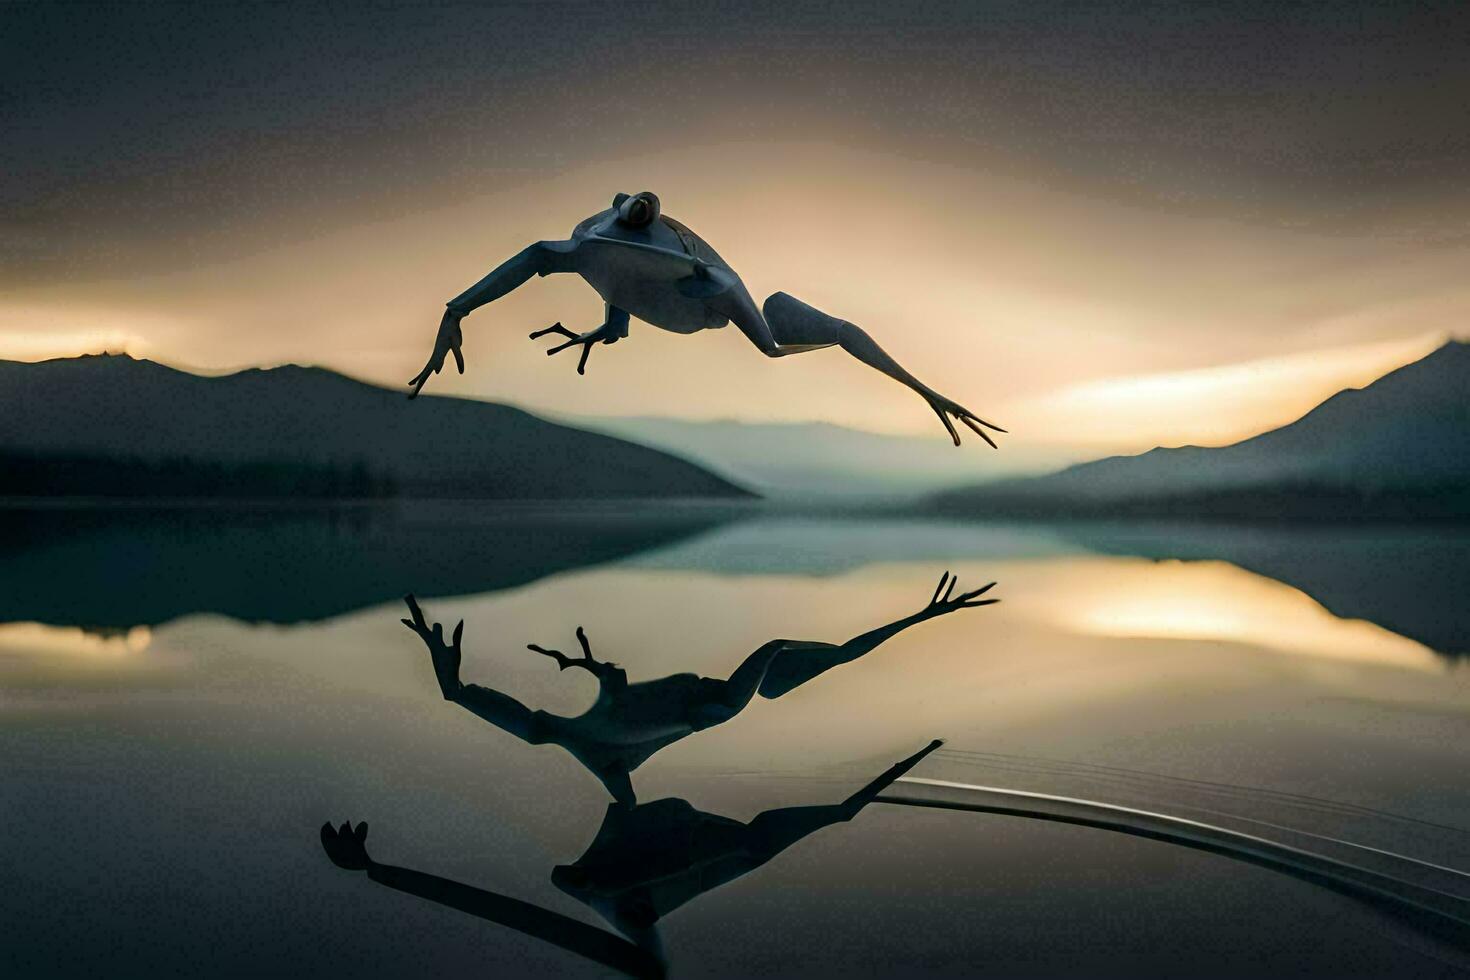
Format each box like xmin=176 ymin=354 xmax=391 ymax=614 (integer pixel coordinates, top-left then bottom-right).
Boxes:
xmin=401 ymin=573 xmax=995 ymax=806
xmin=321 ymin=739 xmax=942 ymax=978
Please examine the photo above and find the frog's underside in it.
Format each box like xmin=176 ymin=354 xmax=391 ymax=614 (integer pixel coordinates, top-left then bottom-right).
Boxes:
xmin=408 ymin=191 xmax=1004 ymax=448
xmin=567 ymin=202 xmax=736 ymax=334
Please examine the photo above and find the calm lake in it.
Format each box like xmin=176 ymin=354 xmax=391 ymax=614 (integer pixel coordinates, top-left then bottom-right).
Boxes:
xmin=4 ymin=505 xmax=1469 ymax=977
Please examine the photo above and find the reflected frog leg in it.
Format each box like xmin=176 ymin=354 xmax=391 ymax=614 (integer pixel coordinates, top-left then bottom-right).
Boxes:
xmin=757 ymin=573 xmax=999 ymax=699
xmin=402 ymin=595 xmax=565 ymax=745
xmin=744 ymin=739 xmax=945 ymax=858
xmin=403 ymin=598 xmax=688 ymax=806
xmin=318 ymin=821 xmax=665 ymax=979
xmin=454 ymin=683 xmax=559 ymax=745
xmin=687 ymin=639 xmax=788 ymax=729
xmin=456 ymin=683 xmax=643 ymax=806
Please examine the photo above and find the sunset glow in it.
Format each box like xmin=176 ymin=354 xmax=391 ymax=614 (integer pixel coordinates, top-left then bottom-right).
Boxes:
xmin=0 ymin=622 xmax=152 ymax=660
xmin=1038 ymin=559 xmax=1438 ymax=671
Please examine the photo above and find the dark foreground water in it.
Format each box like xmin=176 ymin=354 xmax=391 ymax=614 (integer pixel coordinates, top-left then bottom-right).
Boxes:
xmin=3 ymin=505 xmax=1469 ymax=977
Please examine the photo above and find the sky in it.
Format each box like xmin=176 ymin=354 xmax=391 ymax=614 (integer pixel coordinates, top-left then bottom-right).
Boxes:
xmin=5 ymin=1 xmax=1469 ymax=456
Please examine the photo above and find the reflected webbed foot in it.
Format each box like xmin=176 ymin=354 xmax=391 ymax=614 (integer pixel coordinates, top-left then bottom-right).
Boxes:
xmin=401 ymin=594 xmax=464 ymax=700
xmin=527 ymin=626 xmax=621 ymax=681
xmin=320 ymin=820 xmax=371 ymax=871
xmin=919 ymin=571 xmax=999 ymax=619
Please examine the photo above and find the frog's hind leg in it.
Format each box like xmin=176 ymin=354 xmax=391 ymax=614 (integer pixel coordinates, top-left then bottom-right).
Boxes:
xmin=717 ymin=287 xmax=1006 ymax=447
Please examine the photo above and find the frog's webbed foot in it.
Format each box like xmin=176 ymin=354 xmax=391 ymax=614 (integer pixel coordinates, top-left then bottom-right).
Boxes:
xmin=919 ymin=571 xmax=999 ymax=619
xmin=401 ymin=594 xmax=464 ymax=700
xmin=530 ymin=306 xmax=631 ymax=376
xmin=922 ymin=391 xmax=1007 ymax=449
xmin=527 ymin=627 xmax=625 ymax=686
xmin=320 ymin=820 xmax=372 ymax=871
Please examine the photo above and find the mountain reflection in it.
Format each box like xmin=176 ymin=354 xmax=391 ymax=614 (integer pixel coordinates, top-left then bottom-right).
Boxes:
xmin=3 ymin=507 xmax=1462 ymax=661
xmin=1033 ymin=558 xmax=1440 ymax=672
xmin=0 ymin=503 xmax=736 ymax=628
xmin=1061 ymin=521 xmax=1470 ymax=658
xmin=321 ymin=740 xmax=943 ymax=978
xmin=400 ymin=574 xmax=995 ymax=805
xmin=633 ymin=517 xmax=1470 ymax=661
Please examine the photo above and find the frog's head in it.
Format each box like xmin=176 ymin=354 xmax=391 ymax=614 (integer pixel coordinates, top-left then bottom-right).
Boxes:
xmin=611 ymin=191 xmax=660 ymax=228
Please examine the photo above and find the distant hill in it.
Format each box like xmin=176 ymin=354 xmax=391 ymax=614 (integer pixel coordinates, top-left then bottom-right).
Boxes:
xmin=0 ymin=354 xmax=750 ymax=500
xmin=932 ymin=340 xmax=1470 ymax=521
xmin=569 ymin=416 xmax=1072 ymax=499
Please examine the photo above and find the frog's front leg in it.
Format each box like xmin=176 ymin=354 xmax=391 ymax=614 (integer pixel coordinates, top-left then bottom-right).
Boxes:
xmin=530 ymin=304 xmax=631 ymax=376
xmin=408 ymin=238 xmax=581 ymax=398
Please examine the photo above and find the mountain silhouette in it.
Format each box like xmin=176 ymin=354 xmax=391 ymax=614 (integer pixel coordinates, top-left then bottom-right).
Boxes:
xmin=0 ymin=353 xmax=749 ymax=500
xmin=933 ymin=340 xmax=1470 ymax=520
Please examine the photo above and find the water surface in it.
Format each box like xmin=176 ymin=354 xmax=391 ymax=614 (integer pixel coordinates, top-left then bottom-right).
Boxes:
xmin=4 ymin=506 xmax=1469 ymax=977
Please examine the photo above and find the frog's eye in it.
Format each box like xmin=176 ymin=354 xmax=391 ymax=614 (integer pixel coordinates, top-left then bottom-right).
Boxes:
xmin=617 ymin=191 xmax=660 ymax=227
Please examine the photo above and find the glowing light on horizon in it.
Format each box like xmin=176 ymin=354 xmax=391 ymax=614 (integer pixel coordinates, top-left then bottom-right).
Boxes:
xmin=0 ymin=302 xmax=171 ymax=362
xmin=1039 ymin=558 xmax=1439 ymax=672
xmin=1004 ymin=332 xmax=1449 ymax=452
xmin=0 ymin=622 xmax=153 ymax=659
